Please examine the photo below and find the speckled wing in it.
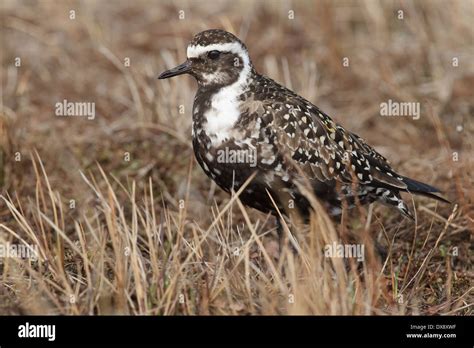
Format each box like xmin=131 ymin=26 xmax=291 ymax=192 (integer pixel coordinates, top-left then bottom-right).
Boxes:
xmin=263 ymin=97 xmax=409 ymax=192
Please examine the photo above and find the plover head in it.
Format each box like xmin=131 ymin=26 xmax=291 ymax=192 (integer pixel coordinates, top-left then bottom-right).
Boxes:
xmin=158 ymin=29 xmax=253 ymax=89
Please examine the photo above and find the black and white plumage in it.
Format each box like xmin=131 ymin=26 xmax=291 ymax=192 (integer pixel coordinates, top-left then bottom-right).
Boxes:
xmin=159 ymin=29 xmax=448 ymax=221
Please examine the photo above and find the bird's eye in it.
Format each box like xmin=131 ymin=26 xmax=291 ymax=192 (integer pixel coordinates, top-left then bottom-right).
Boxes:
xmin=207 ymin=50 xmax=221 ymax=60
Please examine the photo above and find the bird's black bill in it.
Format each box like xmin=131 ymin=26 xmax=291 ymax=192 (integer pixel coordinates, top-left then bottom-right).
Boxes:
xmin=158 ymin=60 xmax=192 ymax=79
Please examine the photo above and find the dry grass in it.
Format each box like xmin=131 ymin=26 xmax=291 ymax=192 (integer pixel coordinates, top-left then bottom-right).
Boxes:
xmin=0 ymin=0 xmax=472 ymax=315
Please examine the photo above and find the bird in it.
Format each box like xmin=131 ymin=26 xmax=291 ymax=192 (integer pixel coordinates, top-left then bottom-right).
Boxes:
xmin=158 ymin=29 xmax=449 ymax=231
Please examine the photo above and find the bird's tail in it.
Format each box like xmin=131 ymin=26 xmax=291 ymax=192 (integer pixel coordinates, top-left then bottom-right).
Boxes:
xmin=401 ymin=176 xmax=451 ymax=204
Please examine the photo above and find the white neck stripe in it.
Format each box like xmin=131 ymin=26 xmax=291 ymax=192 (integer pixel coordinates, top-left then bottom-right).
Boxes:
xmin=192 ymin=43 xmax=253 ymax=145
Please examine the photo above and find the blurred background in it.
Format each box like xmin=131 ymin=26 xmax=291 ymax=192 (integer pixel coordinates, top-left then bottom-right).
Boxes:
xmin=0 ymin=0 xmax=472 ymax=315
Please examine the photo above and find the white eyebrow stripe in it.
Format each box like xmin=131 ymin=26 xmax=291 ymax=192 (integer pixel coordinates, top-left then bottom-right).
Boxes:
xmin=187 ymin=42 xmax=248 ymax=60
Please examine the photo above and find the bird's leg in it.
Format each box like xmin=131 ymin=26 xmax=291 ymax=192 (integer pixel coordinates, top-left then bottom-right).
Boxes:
xmin=374 ymin=240 xmax=388 ymax=264
xmin=276 ymin=217 xmax=298 ymax=255
xmin=276 ymin=217 xmax=285 ymax=254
